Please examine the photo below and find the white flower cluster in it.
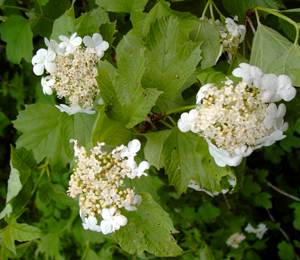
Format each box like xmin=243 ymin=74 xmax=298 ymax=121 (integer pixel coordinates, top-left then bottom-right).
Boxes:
xmin=32 ymin=33 xmax=109 ymax=115
xmin=226 ymin=232 xmax=246 ymax=249
xmin=178 ymin=63 xmax=296 ymax=167
xmin=226 ymin=222 xmax=267 ymax=249
xmin=68 ymin=139 xmax=150 ymax=235
xmin=218 ymin=17 xmax=246 ymax=61
xmin=245 ymin=223 xmax=267 ymax=239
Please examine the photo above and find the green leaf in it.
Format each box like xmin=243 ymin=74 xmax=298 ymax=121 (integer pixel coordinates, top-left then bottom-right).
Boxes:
xmin=98 ymin=32 xmax=161 ymax=128
xmin=290 ymin=202 xmax=300 ymax=231
xmin=142 ymin=16 xmax=201 ymax=110
xmin=113 ymin=193 xmax=182 ymax=257
xmin=222 ymin=0 xmax=282 ymax=20
xmin=0 ymin=148 xmax=36 ymax=220
xmin=197 ymin=68 xmax=227 ymax=85
xmin=0 ymin=111 xmax=10 ymax=137
xmin=0 ymin=15 xmax=33 ymax=64
xmin=132 ymin=175 xmax=165 ymax=202
xmin=144 ymin=130 xmax=171 ymax=169
xmin=75 ymin=7 xmax=109 ymax=36
xmin=82 ymin=248 xmax=99 ymax=260
xmin=1 ymin=221 xmax=41 ymax=254
xmin=35 ymin=233 xmax=63 ymax=260
xmin=14 ymin=104 xmax=95 ymax=165
xmin=37 ymin=0 xmax=49 ymax=6
xmin=92 ymin=106 xmax=133 ymax=146
xmin=189 ymin=18 xmax=221 ymax=69
xmin=254 ymin=192 xmax=272 ymax=209
xmin=51 ymin=5 xmax=75 ymax=39
xmin=96 ymin=0 xmax=148 ymax=13
xmin=198 ymin=202 xmax=220 ymax=223
xmin=278 ymin=241 xmax=295 ymax=260
xmin=250 ymin=24 xmax=300 ymax=87
xmin=163 ymin=129 xmax=235 ymax=195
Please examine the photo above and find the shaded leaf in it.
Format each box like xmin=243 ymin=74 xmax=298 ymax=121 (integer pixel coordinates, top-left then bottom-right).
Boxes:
xmin=96 ymin=0 xmax=148 ymax=13
xmin=250 ymin=24 xmax=300 ymax=86
xmin=142 ymin=16 xmax=201 ymax=110
xmin=0 ymin=15 xmax=33 ymax=64
xmin=14 ymin=104 xmax=95 ymax=165
xmin=113 ymin=193 xmax=182 ymax=257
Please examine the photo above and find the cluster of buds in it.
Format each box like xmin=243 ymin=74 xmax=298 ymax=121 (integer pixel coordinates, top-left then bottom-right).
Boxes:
xmin=32 ymin=33 xmax=109 ymax=115
xmin=68 ymin=139 xmax=150 ymax=234
xmin=178 ymin=63 xmax=296 ymax=167
xmin=218 ymin=17 xmax=246 ymax=61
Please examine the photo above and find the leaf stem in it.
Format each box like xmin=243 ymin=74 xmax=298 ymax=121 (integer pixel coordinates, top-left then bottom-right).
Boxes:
xmin=165 ymin=105 xmax=196 ymax=115
xmin=201 ymin=1 xmax=211 ymax=19
xmin=167 ymin=116 xmax=177 ymax=127
xmin=1 ymin=5 xmax=29 ymax=12
xmin=160 ymin=120 xmax=173 ymax=129
xmin=209 ymin=3 xmax=215 ymax=20
xmin=255 ymin=6 xmax=299 ymax=44
xmin=267 ymin=182 xmax=300 ymax=202
xmin=211 ymin=2 xmax=225 ymax=20
xmin=254 ymin=9 xmax=261 ymax=25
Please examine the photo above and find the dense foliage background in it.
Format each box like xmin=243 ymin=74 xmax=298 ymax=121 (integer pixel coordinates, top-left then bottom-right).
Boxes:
xmin=1 ymin=0 xmax=300 ymax=259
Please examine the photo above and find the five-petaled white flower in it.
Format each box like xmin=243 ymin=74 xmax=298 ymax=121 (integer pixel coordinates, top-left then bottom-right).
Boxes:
xmin=58 ymin=33 xmax=82 ymax=54
xmin=41 ymin=76 xmax=55 ymax=95
xmin=32 ymin=48 xmax=56 ymax=76
xmin=83 ymin=33 xmax=109 ymax=58
xmin=82 ymin=215 xmax=102 ymax=232
xmin=100 ymin=208 xmax=127 ymax=235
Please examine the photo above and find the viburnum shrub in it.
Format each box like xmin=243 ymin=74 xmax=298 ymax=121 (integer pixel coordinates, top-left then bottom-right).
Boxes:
xmin=0 ymin=0 xmax=300 ymax=259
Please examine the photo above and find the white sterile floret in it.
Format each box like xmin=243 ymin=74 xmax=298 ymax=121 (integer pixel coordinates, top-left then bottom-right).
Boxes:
xmin=178 ymin=64 xmax=295 ymax=167
xmin=177 ymin=109 xmax=198 ymax=133
xmin=68 ymin=139 xmax=149 ymax=235
xmin=232 ymin=63 xmax=263 ymax=86
xmin=83 ymin=33 xmax=109 ymax=58
xmin=82 ymin=215 xmax=102 ymax=232
xmin=32 ymin=48 xmax=56 ymax=76
xmin=245 ymin=223 xmax=267 ymax=239
xmin=58 ymin=33 xmax=82 ymax=54
xmin=226 ymin=232 xmax=246 ymax=249
xmin=100 ymin=208 xmax=127 ymax=235
xmin=41 ymin=76 xmax=54 ymax=95
xmin=31 ymin=32 xmax=109 ymax=115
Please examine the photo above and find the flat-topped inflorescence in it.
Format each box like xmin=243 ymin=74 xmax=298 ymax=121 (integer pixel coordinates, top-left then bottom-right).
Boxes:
xmin=68 ymin=139 xmax=149 ymax=235
xmin=32 ymin=33 xmax=109 ymax=115
xmin=178 ymin=63 xmax=296 ymax=167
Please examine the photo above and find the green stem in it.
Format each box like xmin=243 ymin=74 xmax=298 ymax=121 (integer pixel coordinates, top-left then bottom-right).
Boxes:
xmin=255 ymin=6 xmax=299 ymax=44
xmin=254 ymin=9 xmax=261 ymax=25
xmin=267 ymin=182 xmax=300 ymax=202
xmin=201 ymin=0 xmax=211 ymax=19
xmin=211 ymin=2 xmax=225 ymax=20
xmin=209 ymin=3 xmax=215 ymax=20
xmin=165 ymin=105 xmax=196 ymax=115
xmin=160 ymin=120 xmax=173 ymax=129
xmin=1 ymin=5 xmax=29 ymax=12
xmin=167 ymin=116 xmax=177 ymax=127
